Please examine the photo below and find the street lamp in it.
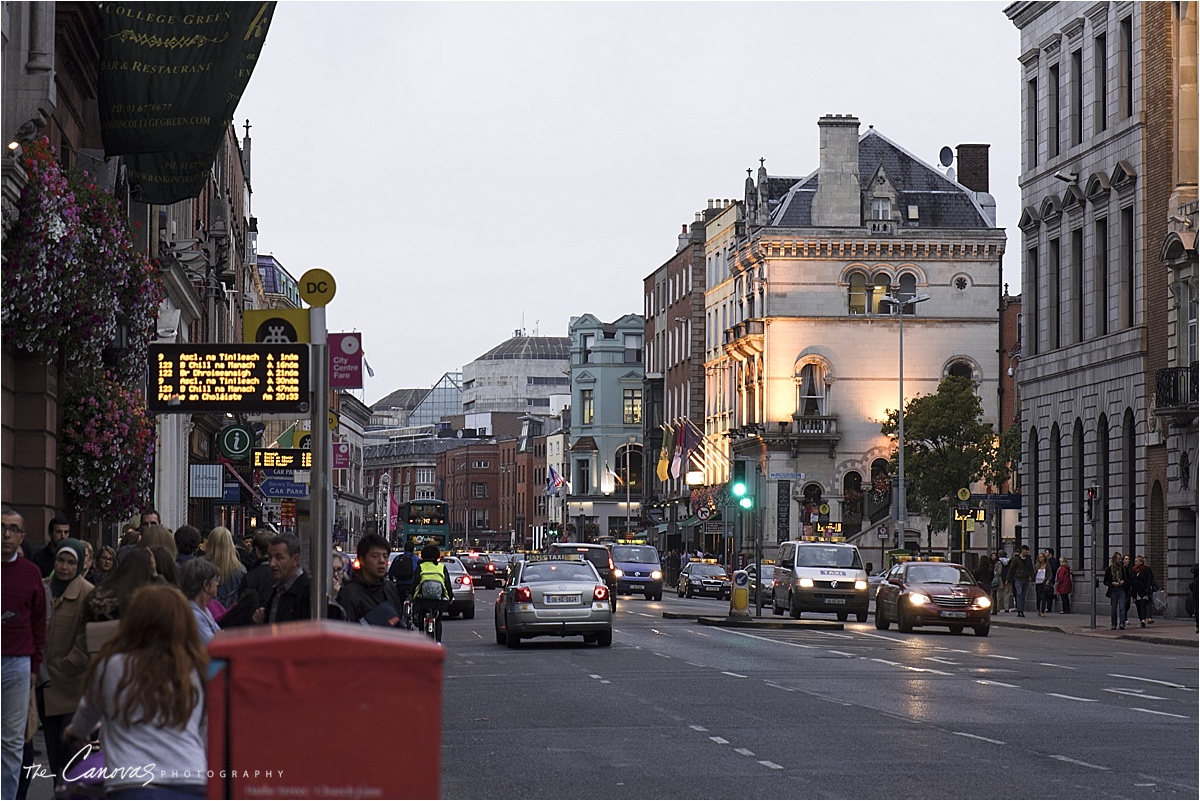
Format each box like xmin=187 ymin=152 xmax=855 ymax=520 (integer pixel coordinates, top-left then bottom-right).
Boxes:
xmin=879 ymin=290 xmax=930 ymax=551
xmin=625 ymin=435 xmax=637 ymax=535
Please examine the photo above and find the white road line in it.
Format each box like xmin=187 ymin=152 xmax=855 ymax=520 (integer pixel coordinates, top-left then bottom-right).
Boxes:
xmin=873 ymin=658 xmax=902 ymax=667
xmin=653 ymin=652 xmax=672 ymax=658
xmin=935 ymin=647 xmax=972 ymax=654
xmin=1108 ymin=674 xmax=1192 ymax=690
xmin=983 ymin=654 xmax=1019 ymax=660
xmin=709 ymin=736 xmax=729 ymax=744
xmin=734 ymin=747 xmax=755 ymax=756
xmin=1047 ymin=693 xmax=1096 ymax=702
xmin=589 ymin=674 xmax=602 ymax=679
xmin=871 ymin=658 xmax=952 ymax=676
xmin=1038 ymin=663 xmax=1077 ymax=669
xmin=686 ymin=662 xmax=707 ymax=667
xmin=720 ymin=629 xmax=817 ymax=648
xmin=722 ymin=671 xmax=748 ymax=678
xmin=600 ymin=680 xmax=611 ymax=684
xmin=855 ymin=631 xmax=907 ymax=643
xmin=924 ymin=657 xmax=960 ymax=665
xmin=1103 ymin=688 xmax=1169 ymax=700
xmin=638 ymin=612 xmax=654 ymax=617
xmin=758 ymin=760 xmax=784 ymax=770
xmin=827 ymin=650 xmax=857 ymax=657
xmin=814 ymin=631 xmax=855 ymax=639
xmin=689 ymin=725 xmax=708 ymax=732
xmin=1049 ymin=755 xmax=1110 ymax=771
xmin=976 ymin=680 xmax=1020 ymax=688
xmin=953 ymin=732 xmax=1006 ymax=745
xmin=1132 ymin=707 xmax=1189 ymax=719
xmin=764 ymin=681 xmax=795 ymax=692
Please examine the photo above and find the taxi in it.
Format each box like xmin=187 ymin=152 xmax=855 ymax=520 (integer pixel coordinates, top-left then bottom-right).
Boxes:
xmin=677 ymin=559 xmax=731 ymax=599
xmin=493 ymin=554 xmax=613 ymax=648
xmin=770 ymin=538 xmax=870 ymax=621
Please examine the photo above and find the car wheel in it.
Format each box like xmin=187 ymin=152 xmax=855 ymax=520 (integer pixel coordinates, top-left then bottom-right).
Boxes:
xmin=677 ymin=585 xmax=684 ymax=598
xmin=897 ymin=604 xmax=913 ymax=633
xmin=949 ymin=625 xmax=964 ymax=635
xmin=463 ymin=606 xmax=475 ymax=620
xmin=790 ymin=593 xmax=802 ymax=619
xmin=582 ymin=633 xmax=597 ymax=644
xmin=494 ymin=625 xmax=505 ymax=645
xmin=875 ymin=608 xmax=890 ymax=630
xmin=686 ymin=587 xmax=694 ymax=599
xmin=856 ymin=610 xmax=869 ymax=623
xmin=596 ymin=629 xmax=613 ymax=647
xmin=505 ymin=629 xmax=521 ymax=648
xmin=836 ymin=611 xmax=849 ymax=622
xmin=974 ymin=624 xmax=990 ymax=637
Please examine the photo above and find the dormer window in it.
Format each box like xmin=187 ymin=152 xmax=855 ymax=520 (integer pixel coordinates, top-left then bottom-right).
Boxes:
xmin=871 ymin=197 xmax=892 ymax=220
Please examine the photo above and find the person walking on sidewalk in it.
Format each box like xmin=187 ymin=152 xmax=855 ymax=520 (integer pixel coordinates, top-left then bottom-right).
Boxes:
xmin=1104 ymin=552 xmax=1131 ymax=630
xmin=1033 ymin=552 xmax=1052 ymax=616
xmin=1054 ymin=557 xmax=1073 ymax=613
xmin=1129 ymin=555 xmax=1157 ymax=628
xmin=995 ymin=551 xmax=1013 ymax=612
xmin=1008 ymin=545 xmax=1035 ymax=617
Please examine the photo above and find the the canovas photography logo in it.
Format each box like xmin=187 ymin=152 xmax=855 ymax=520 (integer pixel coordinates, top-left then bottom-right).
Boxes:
xmin=23 ymin=744 xmax=282 ymax=787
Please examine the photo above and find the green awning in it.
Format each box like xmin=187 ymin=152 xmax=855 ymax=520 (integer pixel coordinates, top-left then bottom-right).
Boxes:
xmin=679 ymin=516 xmax=702 ymax=526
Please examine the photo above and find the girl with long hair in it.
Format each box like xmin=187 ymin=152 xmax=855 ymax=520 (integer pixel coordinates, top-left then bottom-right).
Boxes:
xmin=84 ymin=548 xmax=157 ymax=623
xmin=65 ymin=584 xmax=208 ymax=799
xmin=203 ymin=526 xmax=246 ymax=609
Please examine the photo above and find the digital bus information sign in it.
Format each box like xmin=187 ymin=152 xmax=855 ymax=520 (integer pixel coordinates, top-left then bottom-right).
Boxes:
xmin=252 ymin=449 xmax=313 ymax=470
xmin=149 ymin=344 xmax=309 ymax=413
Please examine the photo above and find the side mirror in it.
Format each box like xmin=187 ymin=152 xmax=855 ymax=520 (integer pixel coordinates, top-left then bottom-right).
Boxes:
xmin=781 ymin=559 xmax=794 ymax=569
xmin=888 ymin=577 xmax=902 ymax=586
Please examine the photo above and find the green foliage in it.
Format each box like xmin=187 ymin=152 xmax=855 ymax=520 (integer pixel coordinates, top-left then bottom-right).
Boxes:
xmin=880 ymin=375 xmax=998 ymax=534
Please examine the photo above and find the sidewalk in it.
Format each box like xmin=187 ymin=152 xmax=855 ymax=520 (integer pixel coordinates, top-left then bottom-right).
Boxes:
xmin=989 ymin=607 xmax=1199 ymax=648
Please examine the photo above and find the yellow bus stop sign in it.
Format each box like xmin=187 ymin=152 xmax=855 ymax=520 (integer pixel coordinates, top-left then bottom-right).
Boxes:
xmin=299 ymin=269 xmax=336 ymax=307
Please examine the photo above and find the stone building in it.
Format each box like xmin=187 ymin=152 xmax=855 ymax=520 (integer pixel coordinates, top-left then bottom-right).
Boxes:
xmin=461 ymin=332 xmax=571 ymax=415
xmin=1007 ymin=1 xmax=1196 ymax=613
xmin=710 ymin=114 xmax=1006 ymax=559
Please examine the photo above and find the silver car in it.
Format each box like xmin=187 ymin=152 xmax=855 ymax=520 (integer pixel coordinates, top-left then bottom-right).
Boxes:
xmin=494 ymin=555 xmax=614 ymax=648
xmin=441 ymin=555 xmax=476 ymax=619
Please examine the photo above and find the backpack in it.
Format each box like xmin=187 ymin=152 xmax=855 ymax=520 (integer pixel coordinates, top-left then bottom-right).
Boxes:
xmin=418 ymin=578 xmax=445 ymax=600
xmin=390 ymin=552 xmax=416 ymax=583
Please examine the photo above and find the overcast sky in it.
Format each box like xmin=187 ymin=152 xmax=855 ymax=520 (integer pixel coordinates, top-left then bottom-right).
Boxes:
xmin=237 ymin=0 xmax=1022 ymax=404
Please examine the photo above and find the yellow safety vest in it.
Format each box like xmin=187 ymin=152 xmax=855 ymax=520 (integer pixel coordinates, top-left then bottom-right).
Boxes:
xmin=413 ymin=561 xmax=449 ymax=598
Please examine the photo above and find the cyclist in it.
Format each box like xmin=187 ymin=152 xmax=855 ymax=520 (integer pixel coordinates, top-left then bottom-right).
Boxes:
xmin=386 ymin=540 xmax=420 ymax=628
xmin=411 ymin=544 xmax=453 ymax=642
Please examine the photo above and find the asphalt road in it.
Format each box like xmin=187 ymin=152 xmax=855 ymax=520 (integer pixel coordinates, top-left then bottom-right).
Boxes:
xmin=440 ymin=591 xmax=1199 ymax=800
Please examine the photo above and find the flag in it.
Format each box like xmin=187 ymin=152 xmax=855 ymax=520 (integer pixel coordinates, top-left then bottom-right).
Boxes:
xmin=388 ymin=490 xmax=399 ymax=535
xmin=605 ymin=462 xmax=624 ymax=486
xmin=546 ymin=465 xmax=567 ymax=496
xmin=669 ymin=420 xmax=688 ymax=479
xmin=657 ymin=422 xmax=675 ymax=481
xmin=363 ymin=356 xmax=375 ymax=378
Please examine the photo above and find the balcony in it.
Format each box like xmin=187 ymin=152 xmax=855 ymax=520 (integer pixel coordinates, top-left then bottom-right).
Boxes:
xmin=868 ymin=219 xmax=894 ymax=235
xmin=723 ymin=319 xmax=764 ymax=360
xmin=764 ymin=416 xmax=841 ymax=459
xmin=1153 ymin=364 xmax=1198 ymax=425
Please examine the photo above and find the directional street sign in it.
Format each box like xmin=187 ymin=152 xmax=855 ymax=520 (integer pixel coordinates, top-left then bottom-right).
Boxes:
xmin=258 ymin=469 xmax=310 ymax=499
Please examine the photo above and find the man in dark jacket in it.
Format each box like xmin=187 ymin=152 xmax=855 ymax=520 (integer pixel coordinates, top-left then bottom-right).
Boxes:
xmin=1006 ymin=545 xmax=1035 ymax=617
xmin=31 ymin=517 xmax=71 ymax=578
xmin=252 ymin=534 xmax=311 ymax=624
xmin=338 ymin=534 xmax=402 ymax=624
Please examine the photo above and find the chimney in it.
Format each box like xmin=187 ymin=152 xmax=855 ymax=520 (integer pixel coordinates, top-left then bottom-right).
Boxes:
xmin=955 ymin=144 xmax=990 ymax=192
xmin=812 ymin=114 xmax=861 ymax=227
xmin=677 ymin=224 xmax=689 ymax=252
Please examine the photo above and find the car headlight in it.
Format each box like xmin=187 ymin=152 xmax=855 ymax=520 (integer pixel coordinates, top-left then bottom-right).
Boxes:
xmin=798 ymin=577 xmax=814 ymax=588
xmin=651 ymin=570 xmax=662 ymax=580
xmin=907 ymin=592 xmax=930 ymax=606
xmin=854 ymin=579 xmax=868 ymax=590
xmin=613 ymin=568 xmax=624 ymax=578
xmin=975 ymin=596 xmax=992 ymax=609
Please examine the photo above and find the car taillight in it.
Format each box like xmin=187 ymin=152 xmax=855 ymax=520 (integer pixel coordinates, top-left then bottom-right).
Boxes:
xmin=486 ymin=564 xmax=495 ymax=572
xmin=593 ymin=584 xmax=609 ymax=601
xmin=516 ymin=586 xmax=532 ymax=603
xmin=458 ymin=575 xmax=472 ymax=586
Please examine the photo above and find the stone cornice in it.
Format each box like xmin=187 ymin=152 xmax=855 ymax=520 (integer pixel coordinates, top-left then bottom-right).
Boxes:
xmin=1085 ymin=2 xmax=1110 ymax=28
xmin=1062 ymin=16 xmax=1086 ymax=41
xmin=1038 ymin=32 xmax=1062 ymax=56
xmin=733 ymin=234 xmax=1006 ymax=266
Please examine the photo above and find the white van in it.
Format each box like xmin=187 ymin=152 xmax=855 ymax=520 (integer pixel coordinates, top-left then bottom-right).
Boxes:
xmin=771 ymin=540 xmax=870 ymax=621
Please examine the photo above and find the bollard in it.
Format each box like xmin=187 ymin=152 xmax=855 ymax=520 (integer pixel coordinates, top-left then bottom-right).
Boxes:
xmin=729 ymin=569 xmax=751 ymax=618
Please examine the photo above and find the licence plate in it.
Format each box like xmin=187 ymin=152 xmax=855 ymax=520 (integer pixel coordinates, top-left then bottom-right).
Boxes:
xmin=544 ymin=594 xmax=580 ymax=605
xmin=940 ymin=610 xmax=967 ymax=618
xmin=825 ymin=598 xmax=846 ymax=605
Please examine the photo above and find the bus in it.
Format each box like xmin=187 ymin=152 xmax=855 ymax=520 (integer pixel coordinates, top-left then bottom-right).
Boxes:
xmin=401 ymin=499 xmax=450 ymax=552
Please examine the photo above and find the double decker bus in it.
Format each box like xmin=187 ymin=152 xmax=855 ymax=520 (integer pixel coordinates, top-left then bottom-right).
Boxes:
xmin=401 ymin=499 xmax=450 ymax=552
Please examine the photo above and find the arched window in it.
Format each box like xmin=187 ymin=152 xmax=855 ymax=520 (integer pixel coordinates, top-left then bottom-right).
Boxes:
xmin=947 ymin=361 xmax=974 ymax=380
xmin=797 ymin=363 xmax=826 ymax=418
xmin=842 ymin=472 xmax=864 ymax=536
xmin=848 ymin=272 xmax=867 ymax=314
xmin=869 ymin=273 xmax=890 ymax=314
xmin=897 ymin=273 xmax=918 ymax=309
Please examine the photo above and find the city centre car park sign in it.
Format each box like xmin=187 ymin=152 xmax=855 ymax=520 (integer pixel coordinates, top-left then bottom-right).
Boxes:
xmin=149 ymin=344 xmax=309 ymax=414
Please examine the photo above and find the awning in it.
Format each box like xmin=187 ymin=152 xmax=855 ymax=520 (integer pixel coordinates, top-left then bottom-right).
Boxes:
xmin=679 ymin=516 xmax=702 ymax=527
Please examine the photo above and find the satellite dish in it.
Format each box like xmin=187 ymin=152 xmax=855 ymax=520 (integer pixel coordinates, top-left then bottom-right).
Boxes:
xmin=939 ymin=146 xmax=953 ymax=168
xmin=946 ymin=167 xmax=956 ymax=183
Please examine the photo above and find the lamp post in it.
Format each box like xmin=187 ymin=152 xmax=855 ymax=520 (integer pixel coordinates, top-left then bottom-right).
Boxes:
xmin=880 ymin=290 xmax=930 ymax=551
xmin=625 ymin=435 xmax=637 ymax=535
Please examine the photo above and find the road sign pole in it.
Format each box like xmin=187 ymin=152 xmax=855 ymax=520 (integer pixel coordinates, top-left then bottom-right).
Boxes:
xmin=310 ymin=306 xmax=330 ymax=620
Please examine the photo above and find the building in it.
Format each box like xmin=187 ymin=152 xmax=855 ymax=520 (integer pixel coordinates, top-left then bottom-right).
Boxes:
xmin=566 ymin=314 xmax=645 ymax=540
xmin=1007 ymin=1 xmax=1196 ymax=612
xmin=438 ymin=440 xmax=502 ymax=550
xmin=710 ymin=114 xmax=1006 ymax=561
xmin=370 ymin=372 xmax=463 ymax=431
xmin=332 ymin=392 xmax=371 ymax=552
xmin=461 ymin=332 xmax=571 ymax=415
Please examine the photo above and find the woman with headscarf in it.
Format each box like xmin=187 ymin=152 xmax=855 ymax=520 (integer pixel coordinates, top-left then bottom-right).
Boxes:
xmin=36 ymin=538 xmax=93 ymax=792
xmin=65 ymin=585 xmax=209 ymax=799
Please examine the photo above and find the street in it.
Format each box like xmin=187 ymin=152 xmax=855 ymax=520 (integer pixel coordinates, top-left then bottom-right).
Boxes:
xmin=441 ymin=592 xmax=1199 ymax=800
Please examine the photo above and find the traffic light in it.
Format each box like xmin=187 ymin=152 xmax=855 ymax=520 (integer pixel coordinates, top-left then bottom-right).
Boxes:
xmin=1085 ymin=486 xmax=1096 ymax=522
xmin=730 ymin=460 xmax=753 ymax=509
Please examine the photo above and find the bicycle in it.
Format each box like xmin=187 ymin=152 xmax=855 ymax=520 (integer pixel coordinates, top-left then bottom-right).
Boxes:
xmin=414 ymin=599 xmax=446 ymax=642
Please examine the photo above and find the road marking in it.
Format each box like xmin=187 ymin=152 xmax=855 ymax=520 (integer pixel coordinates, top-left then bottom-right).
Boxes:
xmin=1049 ymin=755 xmax=1110 ymax=771
xmin=871 ymin=658 xmax=952 ymax=676
xmin=589 ymin=674 xmax=602 ymax=679
xmin=734 ymin=747 xmax=755 ymax=756
xmin=721 ymin=629 xmax=817 ymax=648
xmin=600 ymin=680 xmax=611 ymax=684
xmin=924 ymin=657 xmax=960 ymax=665
xmin=1038 ymin=663 xmax=1076 ymax=669
xmin=1047 ymin=693 xmax=1096 ymax=702
xmin=1131 ymin=707 xmax=1188 ymax=719
xmin=710 ymin=736 xmax=729 ymax=744
xmin=758 ymin=760 xmax=784 ymax=770
xmin=814 ymin=631 xmax=855 ymax=639
xmin=689 ymin=725 xmax=708 ymax=732
xmin=953 ymin=732 xmax=1005 ymax=745
xmin=1103 ymin=688 xmax=1169 ymax=700
xmin=855 ymin=631 xmax=907 ymax=643
xmin=935 ymin=647 xmax=972 ymax=654
xmin=722 ymin=671 xmax=748 ymax=678
xmin=976 ymin=680 xmax=1020 ymax=688
xmin=686 ymin=662 xmax=707 ymax=667
xmin=764 ymin=681 xmax=795 ymax=692
xmin=638 ymin=612 xmax=655 ymax=617
xmin=873 ymin=658 xmax=902 ymax=667
xmin=983 ymin=654 xmax=1019 ymax=660
xmin=827 ymin=650 xmax=856 ymax=657
xmin=653 ymin=652 xmax=672 ymax=659
xmin=1108 ymin=674 xmax=1192 ymax=690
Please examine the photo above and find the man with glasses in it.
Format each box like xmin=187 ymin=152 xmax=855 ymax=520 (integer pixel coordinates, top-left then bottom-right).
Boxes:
xmin=1 ymin=507 xmax=46 ymax=799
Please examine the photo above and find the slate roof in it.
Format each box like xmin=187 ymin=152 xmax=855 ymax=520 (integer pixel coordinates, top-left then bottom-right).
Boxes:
xmin=372 ymin=387 xmax=428 ymax=411
xmin=770 ymin=129 xmax=990 ymax=229
xmin=476 ymin=336 xmax=572 ymax=361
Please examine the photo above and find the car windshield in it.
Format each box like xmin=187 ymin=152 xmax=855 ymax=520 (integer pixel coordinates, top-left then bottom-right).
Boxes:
xmin=796 ymin=546 xmax=862 ymax=569
xmin=443 ymin=560 xmax=466 ymax=575
xmin=907 ymin=565 xmax=974 ymax=584
xmin=523 ymin=563 xmax=596 ymax=583
xmin=612 ymin=546 xmax=659 ymax=564
xmin=692 ymin=564 xmax=727 ymax=578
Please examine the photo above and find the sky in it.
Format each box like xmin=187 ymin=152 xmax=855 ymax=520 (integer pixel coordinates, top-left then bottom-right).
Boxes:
xmin=236 ymin=0 xmax=1022 ymax=404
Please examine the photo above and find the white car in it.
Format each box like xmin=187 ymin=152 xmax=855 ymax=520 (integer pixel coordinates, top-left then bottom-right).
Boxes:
xmin=440 ymin=555 xmax=476 ymax=619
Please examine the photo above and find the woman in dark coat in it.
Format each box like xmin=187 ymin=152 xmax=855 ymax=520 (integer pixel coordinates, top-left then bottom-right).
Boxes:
xmin=1129 ymin=555 xmax=1157 ymax=627
xmin=1103 ymin=551 xmax=1132 ymax=630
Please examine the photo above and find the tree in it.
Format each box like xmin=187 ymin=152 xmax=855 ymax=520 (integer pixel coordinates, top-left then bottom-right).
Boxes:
xmin=880 ymin=376 xmax=997 ymax=535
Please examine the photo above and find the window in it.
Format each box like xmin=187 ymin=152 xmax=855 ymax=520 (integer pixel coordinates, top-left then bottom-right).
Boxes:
xmin=1048 ymin=64 xmax=1060 ymax=158
xmin=1095 ymin=217 xmax=1109 ymax=336
xmin=1094 ymin=33 xmax=1108 ymax=133
xmin=947 ymin=361 xmax=973 ymax=380
xmin=580 ymin=389 xmax=594 ymax=425
xmin=1071 ymin=228 xmax=1084 ymax=344
xmin=623 ymin=387 xmax=642 ymax=424
xmin=575 ymin=459 xmax=589 ymax=493
xmin=871 ymin=197 xmax=891 ymax=219
xmin=1027 ymin=245 xmax=1040 ymax=354
xmin=416 ymin=489 xmax=434 ymax=499
xmin=472 ymin=482 xmax=488 ymax=499
xmin=848 ymin=272 xmax=867 ymax=314
xmin=1120 ymin=206 xmax=1134 ymax=329
xmin=582 ymin=333 xmax=595 ymax=363
xmin=527 ymin=397 xmax=551 ymax=407
xmin=1048 ymin=238 xmax=1061 ymax=350
xmin=1119 ymin=17 xmax=1133 ymax=119
xmin=471 ymin=460 xmax=489 ymax=469
xmin=897 ymin=274 xmax=918 ymax=310
xmin=1026 ymin=76 xmax=1039 ymax=167
xmin=1184 ymin=281 xmax=1198 ymax=365
xmin=470 ymin=509 xmax=488 ymax=529
xmin=624 ymin=333 xmax=643 ymax=363
xmin=528 ymin=376 xmax=569 ymax=386
xmin=1070 ymin=49 xmax=1083 ymax=146
xmin=797 ymin=363 xmax=826 ymax=417
xmin=416 ymin=467 xmax=434 ymax=484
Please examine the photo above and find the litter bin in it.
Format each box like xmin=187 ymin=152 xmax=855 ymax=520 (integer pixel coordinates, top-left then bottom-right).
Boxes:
xmin=207 ymin=621 xmax=444 ymax=799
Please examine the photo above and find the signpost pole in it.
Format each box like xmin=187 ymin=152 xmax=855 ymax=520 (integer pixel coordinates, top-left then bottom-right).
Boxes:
xmin=310 ymin=305 xmax=330 ymax=620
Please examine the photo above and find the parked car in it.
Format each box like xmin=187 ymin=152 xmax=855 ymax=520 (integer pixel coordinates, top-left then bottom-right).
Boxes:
xmin=874 ymin=560 xmax=991 ymax=636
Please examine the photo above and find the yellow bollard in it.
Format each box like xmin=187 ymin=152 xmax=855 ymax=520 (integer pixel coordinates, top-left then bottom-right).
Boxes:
xmin=729 ymin=570 xmax=751 ymax=618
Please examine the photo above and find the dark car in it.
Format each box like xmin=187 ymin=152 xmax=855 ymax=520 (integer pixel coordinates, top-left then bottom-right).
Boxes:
xmin=677 ymin=561 xmax=731 ymax=599
xmin=610 ymin=544 xmax=663 ymax=600
xmin=458 ymin=552 xmax=500 ymax=589
xmin=546 ymin=543 xmax=618 ymax=609
xmin=874 ymin=560 xmax=991 ymax=636
xmin=743 ymin=563 xmax=774 ymax=604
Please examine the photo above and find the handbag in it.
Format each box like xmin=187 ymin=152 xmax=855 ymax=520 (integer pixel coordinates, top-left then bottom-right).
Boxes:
xmin=85 ymin=619 xmax=121 ymax=654
xmin=1152 ymin=589 xmax=1167 ymax=614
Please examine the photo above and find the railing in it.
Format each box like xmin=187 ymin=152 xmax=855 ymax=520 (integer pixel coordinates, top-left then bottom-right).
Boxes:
xmin=867 ymin=489 xmax=892 ymax=524
xmin=1155 ymin=363 xmax=1198 ymax=412
xmin=868 ymin=219 xmax=894 ymax=235
xmin=791 ymin=415 xmax=838 ymax=435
